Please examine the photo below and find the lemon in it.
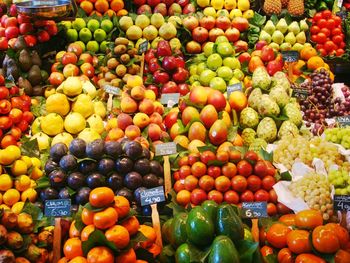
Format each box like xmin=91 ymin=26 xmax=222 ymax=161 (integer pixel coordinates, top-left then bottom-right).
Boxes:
xmin=41 ymin=113 xmax=64 ymax=136
xmin=243 ymin=10 xmax=254 ymax=19
xmin=230 ymin=8 xmax=243 ymax=18
xmin=72 ymin=94 xmax=94 ymax=118
xmin=62 ymin=76 xmax=83 ymax=97
xmin=0 ymin=174 xmax=12 ymax=191
xmin=31 ymin=157 xmax=41 ymax=168
xmin=30 ymin=166 xmax=43 ymax=180
xmin=11 ymin=160 xmax=28 ymax=177
xmin=64 ymin=112 xmax=86 ymax=134
xmin=21 ymin=188 xmax=37 ymax=202
xmin=31 ymin=117 xmax=42 ymax=135
xmin=31 ymin=132 xmax=50 ymax=151
xmin=20 ymin=156 xmax=32 ymax=169
xmin=211 ymin=0 xmax=224 ymax=10
xmin=197 ymin=0 xmax=210 ymax=8
xmin=93 ymin=101 xmax=107 ymax=119
xmin=46 ymin=93 xmax=70 ymax=116
xmin=51 ymin=133 xmax=74 ymax=148
xmin=87 ymin=114 xmax=105 ymax=134
xmin=78 ymin=128 xmax=101 ymax=143
xmin=11 ymin=201 xmax=24 ymax=214
xmin=15 ymin=175 xmax=31 ymax=192
xmin=3 ymin=189 xmax=20 ymax=206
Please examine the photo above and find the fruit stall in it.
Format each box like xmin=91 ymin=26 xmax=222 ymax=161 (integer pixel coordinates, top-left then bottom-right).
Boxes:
xmin=1 ymin=0 xmax=350 ymax=262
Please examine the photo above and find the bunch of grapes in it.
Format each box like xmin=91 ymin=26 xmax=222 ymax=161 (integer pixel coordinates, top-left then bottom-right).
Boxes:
xmin=325 ymin=127 xmax=350 ymax=149
xmin=274 ymin=135 xmax=344 ymax=170
xmin=289 ymin=172 xmax=333 ymax=220
xmin=328 ymin=168 xmax=350 ymax=195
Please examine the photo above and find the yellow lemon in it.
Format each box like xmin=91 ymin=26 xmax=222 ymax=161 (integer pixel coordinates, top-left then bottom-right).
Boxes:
xmin=46 ymin=93 xmax=70 ymax=116
xmin=64 ymin=112 xmax=86 ymax=134
xmin=229 ymin=8 xmax=243 ymax=18
xmin=11 ymin=160 xmax=28 ymax=177
xmin=0 ymin=174 xmax=13 ymax=191
xmin=11 ymin=201 xmax=24 ymax=214
xmin=243 ymin=10 xmax=254 ymax=19
xmin=15 ymin=175 xmax=31 ymax=192
xmin=3 ymin=189 xmax=20 ymax=206
xmin=41 ymin=113 xmax=64 ymax=136
xmin=31 ymin=157 xmax=42 ymax=168
xmin=21 ymin=188 xmax=37 ymax=202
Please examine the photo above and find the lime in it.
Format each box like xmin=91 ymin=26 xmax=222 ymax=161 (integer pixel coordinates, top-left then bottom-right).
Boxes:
xmin=79 ymin=28 xmax=92 ymax=43
xmin=101 ymin=19 xmax=113 ymax=33
xmin=74 ymin=41 xmax=86 ymax=51
xmin=86 ymin=41 xmax=99 ymax=53
xmin=72 ymin=18 xmax=86 ymax=31
xmin=93 ymin=29 xmax=107 ymax=42
xmin=66 ymin=29 xmax=78 ymax=42
xmin=99 ymin=41 xmax=109 ymax=53
xmin=87 ymin=19 xmax=100 ymax=32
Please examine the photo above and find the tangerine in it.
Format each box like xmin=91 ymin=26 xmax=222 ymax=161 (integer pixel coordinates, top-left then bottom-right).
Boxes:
xmin=93 ymin=207 xmax=118 ymax=230
xmin=69 ymin=221 xmax=81 ymax=238
xmin=81 ymin=225 xmax=95 ymax=242
xmin=81 ymin=208 xmax=95 ymax=225
xmin=80 ymin=1 xmax=94 ymax=15
xmin=113 ymin=196 xmax=130 ymax=219
xmin=87 ymin=246 xmax=114 ymax=263
xmin=63 ymin=238 xmax=83 ymax=260
xmin=110 ymin=0 xmax=124 ymax=12
xmin=300 ymin=46 xmax=317 ymax=60
xmin=94 ymin=0 xmax=109 ymax=13
xmin=139 ymin=225 xmax=157 ymax=248
xmin=115 ymin=248 xmax=136 ymax=263
xmin=105 ymin=225 xmax=130 ymax=249
xmin=89 ymin=187 xmax=114 ymax=208
xmin=69 ymin=256 xmax=87 ymax=263
xmin=121 ymin=216 xmax=140 ymax=236
xmin=307 ymin=56 xmax=325 ymax=70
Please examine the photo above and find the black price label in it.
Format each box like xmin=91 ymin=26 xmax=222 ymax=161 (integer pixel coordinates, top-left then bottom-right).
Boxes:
xmin=160 ymin=93 xmax=180 ymax=107
xmin=227 ymin=83 xmax=242 ymax=97
xmin=334 ymin=195 xmax=350 ymax=211
xmin=140 ymin=186 xmax=166 ymax=206
xmin=282 ymin=51 xmax=299 ymax=63
xmin=155 ymin=142 xmax=177 ymax=156
xmin=104 ymin=85 xmax=120 ymax=95
xmin=292 ymin=88 xmax=308 ymax=100
xmin=242 ymin=202 xmax=268 ymax=218
xmin=336 ymin=116 xmax=350 ymax=127
xmin=139 ymin=40 xmax=149 ymax=54
xmin=45 ymin=199 xmax=71 ymax=217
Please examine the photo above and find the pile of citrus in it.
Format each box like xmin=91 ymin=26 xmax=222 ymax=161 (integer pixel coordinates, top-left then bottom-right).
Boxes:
xmin=77 ymin=0 xmax=127 ymax=17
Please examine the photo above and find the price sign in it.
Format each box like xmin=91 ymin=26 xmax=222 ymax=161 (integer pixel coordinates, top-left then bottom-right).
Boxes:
xmin=140 ymin=186 xmax=166 ymax=206
xmin=160 ymin=93 xmax=180 ymax=107
xmin=338 ymin=0 xmax=344 ymax=7
xmin=292 ymin=88 xmax=308 ymax=100
xmin=334 ymin=195 xmax=350 ymax=211
xmin=45 ymin=199 xmax=71 ymax=217
xmin=155 ymin=142 xmax=177 ymax=156
xmin=103 ymin=84 xmax=120 ymax=95
xmin=242 ymin=202 xmax=268 ymax=218
xmin=227 ymin=83 xmax=242 ymax=97
xmin=139 ymin=40 xmax=149 ymax=54
xmin=336 ymin=116 xmax=350 ymax=127
xmin=282 ymin=51 xmax=299 ymax=63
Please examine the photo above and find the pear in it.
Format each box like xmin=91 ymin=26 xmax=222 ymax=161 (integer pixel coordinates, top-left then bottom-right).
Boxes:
xmin=263 ymin=20 xmax=275 ymax=35
xmin=82 ymin=80 xmax=97 ymax=99
xmin=159 ymin=22 xmax=177 ymax=40
xmin=288 ymin=21 xmax=300 ymax=35
xmin=259 ymin=30 xmax=272 ymax=44
xmin=269 ymin=42 xmax=280 ymax=51
xmin=72 ymin=94 xmax=94 ymax=118
xmin=276 ymin=18 xmax=288 ymax=34
xmin=280 ymin=43 xmax=292 ymax=51
xmin=299 ymin=19 xmax=309 ymax=32
xmin=292 ymin=43 xmax=304 ymax=52
xmin=285 ymin=32 xmax=296 ymax=45
xmin=272 ymin=30 xmax=284 ymax=45
xmin=296 ymin=31 xmax=306 ymax=44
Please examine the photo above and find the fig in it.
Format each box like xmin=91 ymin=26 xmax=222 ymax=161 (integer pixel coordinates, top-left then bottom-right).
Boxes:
xmin=59 ymin=154 xmax=78 ymax=172
xmin=6 ymin=231 xmax=23 ymax=250
xmin=86 ymin=139 xmax=105 ymax=159
xmin=107 ymin=173 xmax=123 ymax=192
xmin=75 ymin=187 xmax=91 ymax=205
xmin=67 ymin=172 xmax=85 ymax=190
xmin=49 ymin=142 xmax=68 ymax=162
xmin=69 ymin=138 xmax=86 ymax=158
xmin=124 ymin=171 xmax=142 ymax=190
xmin=115 ymin=157 xmax=133 ymax=175
xmin=79 ymin=160 xmax=97 ymax=174
xmin=123 ymin=141 xmax=143 ymax=160
xmin=17 ymin=213 xmax=34 ymax=234
xmin=134 ymin=158 xmax=151 ymax=175
xmin=104 ymin=141 xmax=122 ymax=158
xmin=0 ymin=249 xmax=15 ymax=263
xmin=0 ymin=225 xmax=7 ymax=245
xmin=97 ymin=158 xmax=115 ymax=175
xmin=1 ymin=211 xmax=17 ymax=230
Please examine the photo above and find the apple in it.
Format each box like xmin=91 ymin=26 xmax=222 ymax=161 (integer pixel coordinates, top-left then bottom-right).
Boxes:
xmin=153 ymin=3 xmax=167 ymax=15
xmin=37 ymin=30 xmax=50 ymax=42
xmin=24 ymin=35 xmax=37 ymax=47
xmin=5 ymin=26 xmax=19 ymax=39
xmin=199 ymin=16 xmax=216 ymax=30
xmin=0 ymin=27 xmax=4 ymax=37
xmin=183 ymin=16 xmax=199 ymax=31
xmin=208 ymin=28 xmax=225 ymax=42
xmin=9 ymin=4 xmax=17 ymax=17
xmin=133 ymin=0 xmax=146 ymax=5
xmin=17 ymin=14 xmax=31 ymax=24
xmin=255 ymin=40 xmax=268 ymax=50
xmin=63 ymin=64 xmax=79 ymax=77
xmin=79 ymin=53 xmax=93 ymax=64
xmin=234 ymin=40 xmax=248 ymax=52
xmin=207 ymin=89 xmax=226 ymax=111
xmin=192 ymin=27 xmax=209 ymax=43
xmin=178 ymin=83 xmax=190 ymax=96
xmin=175 ymin=56 xmax=185 ymax=68
xmin=0 ymin=37 xmax=8 ymax=50
xmin=161 ymin=81 xmax=178 ymax=93
xmin=1 ymin=15 xmax=8 ymax=27
xmin=154 ymin=70 xmax=170 ymax=84
xmin=266 ymin=60 xmax=283 ymax=76
xmin=162 ymin=56 xmax=177 ymax=71
xmin=147 ymin=84 xmax=159 ymax=98
xmin=147 ymin=0 xmax=160 ymax=7
xmin=238 ymin=52 xmax=251 ymax=63
xmin=5 ymin=17 xmax=17 ymax=28
xmin=168 ymin=3 xmax=182 ymax=15
xmin=172 ymin=68 xmax=189 ymax=84
xmin=231 ymin=17 xmax=249 ymax=32
xmin=186 ymin=41 xmax=201 ymax=54
xmin=216 ymin=16 xmax=231 ymax=31
xmin=177 ymin=0 xmax=189 ymax=7
xmin=261 ymin=46 xmax=275 ymax=62
xmin=183 ymin=3 xmax=195 ymax=14
xmin=225 ymin=27 xmax=240 ymax=42
xmin=80 ymin=63 xmax=95 ymax=78
xmin=62 ymin=52 xmax=78 ymax=65
xmin=148 ymin=57 xmax=161 ymax=73
xmin=157 ymin=40 xmax=172 ymax=56
xmin=137 ymin=4 xmax=152 ymax=15
xmin=164 ymin=110 xmax=178 ymax=129
xmin=144 ymin=49 xmax=156 ymax=63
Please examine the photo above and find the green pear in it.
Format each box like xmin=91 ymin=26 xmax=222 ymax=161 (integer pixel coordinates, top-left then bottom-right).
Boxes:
xmin=263 ymin=20 xmax=275 ymax=35
xmin=259 ymin=30 xmax=272 ymax=44
xmin=280 ymin=43 xmax=292 ymax=51
xmin=272 ymin=30 xmax=284 ymax=45
xmin=276 ymin=18 xmax=288 ymax=34
xmin=285 ymin=32 xmax=296 ymax=45
xmin=292 ymin=43 xmax=304 ymax=52
xmin=296 ymin=31 xmax=306 ymax=44
xmin=299 ymin=19 xmax=309 ymax=32
xmin=288 ymin=21 xmax=300 ymax=35
xmin=269 ymin=42 xmax=280 ymax=51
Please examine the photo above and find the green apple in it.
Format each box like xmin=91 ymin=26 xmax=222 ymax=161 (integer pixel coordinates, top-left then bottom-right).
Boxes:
xmin=228 ymin=77 xmax=240 ymax=85
xmin=200 ymin=69 xmax=216 ymax=86
xmin=189 ymin=75 xmax=200 ymax=84
xmin=210 ymin=77 xmax=227 ymax=92
xmin=87 ymin=19 xmax=100 ymax=32
xmin=215 ymin=35 xmax=228 ymax=43
xmin=233 ymin=69 xmax=244 ymax=81
xmin=203 ymin=42 xmax=215 ymax=57
xmin=94 ymin=29 xmax=107 ymax=42
xmin=79 ymin=28 xmax=92 ymax=43
xmin=217 ymin=66 xmax=233 ymax=81
xmin=101 ymin=19 xmax=113 ymax=33
xmin=223 ymin=57 xmax=240 ymax=70
xmin=72 ymin=18 xmax=86 ymax=31
xmin=207 ymin=54 xmax=222 ymax=71
xmin=189 ymin=65 xmax=198 ymax=76
xmin=197 ymin=62 xmax=207 ymax=75
xmin=217 ymin=42 xmax=233 ymax=57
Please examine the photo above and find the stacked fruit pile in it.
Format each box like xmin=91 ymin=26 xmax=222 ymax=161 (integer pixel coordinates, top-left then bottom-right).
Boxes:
xmin=78 ymin=0 xmax=127 ymax=16
xmin=132 ymin=0 xmax=195 ymax=15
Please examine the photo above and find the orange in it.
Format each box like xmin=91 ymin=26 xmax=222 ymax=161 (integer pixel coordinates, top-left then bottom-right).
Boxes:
xmin=90 ymin=10 xmax=102 ymax=16
xmin=110 ymin=0 xmax=124 ymax=12
xmin=295 ymin=253 xmax=326 ymax=263
xmin=69 ymin=221 xmax=81 ymax=238
xmin=81 ymin=225 xmax=95 ymax=242
xmin=63 ymin=238 xmax=83 ymax=260
xmin=114 ymin=196 xmax=130 ymax=219
xmin=295 ymin=210 xmax=323 ymax=230
xmin=80 ymin=1 xmax=94 ymax=14
xmin=94 ymin=0 xmax=109 ymax=13
xmin=105 ymin=225 xmax=130 ymax=249
xmin=93 ymin=207 xmax=118 ymax=230
xmin=87 ymin=246 xmax=114 ymax=263
xmin=176 ymin=190 xmax=191 ymax=207
xmin=104 ymin=10 xmax=116 ymax=17
xmin=81 ymin=208 xmax=95 ymax=225
xmin=266 ymin=223 xmax=291 ymax=249
xmin=116 ymin=9 xmax=128 ymax=16
xmin=139 ymin=225 xmax=157 ymax=249
xmin=307 ymin=56 xmax=325 ymax=70
xmin=121 ymin=216 xmax=140 ymax=236
xmin=300 ymin=46 xmax=317 ymax=60
xmin=69 ymin=256 xmax=87 ymax=263
xmin=89 ymin=187 xmax=114 ymax=208
xmin=115 ymin=248 xmax=136 ymax=263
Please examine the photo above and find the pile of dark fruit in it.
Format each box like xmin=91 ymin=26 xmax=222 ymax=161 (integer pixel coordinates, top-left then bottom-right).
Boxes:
xmin=40 ymin=138 xmax=164 ymax=212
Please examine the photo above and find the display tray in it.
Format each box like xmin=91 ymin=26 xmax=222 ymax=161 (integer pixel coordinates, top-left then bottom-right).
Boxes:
xmin=16 ymin=0 xmax=72 ymax=19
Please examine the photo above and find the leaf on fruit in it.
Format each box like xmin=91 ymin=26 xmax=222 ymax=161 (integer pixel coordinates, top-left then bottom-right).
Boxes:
xmin=230 ymin=145 xmax=248 ymax=156
xmin=20 ymin=138 xmax=40 ymax=158
xmin=84 ymin=202 xmax=106 ymax=212
xmin=36 ymin=176 xmax=50 ymax=189
xmin=22 ymin=200 xmax=41 ymax=221
xmin=264 ymin=254 xmax=278 ymax=263
xmin=74 ymin=206 xmax=85 ymax=232
xmin=280 ymin=171 xmax=292 ymax=181
xmin=227 ymin=125 xmax=238 ymax=142
xmin=248 ymin=12 xmax=266 ymax=27
xmin=177 ymin=119 xmax=188 ymax=135
xmin=259 ymin=148 xmax=273 ymax=162
xmin=197 ymin=145 xmax=217 ymax=153
xmin=82 ymin=229 xmax=119 ymax=255
xmin=236 ymin=240 xmax=259 ymax=263
xmin=128 ymin=230 xmax=148 ymax=250
xmin=141 ymin=126 xmax=149 ymax=139
xmin=67 ymin=187 xmax=76 ymax=196
xmin=270 ymin=15 xmax=279 ymax=25
xmin=30 ymin=96 xmax=47 ymax=117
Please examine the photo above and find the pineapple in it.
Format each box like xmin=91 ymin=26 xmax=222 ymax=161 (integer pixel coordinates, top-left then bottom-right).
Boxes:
xmin=263 ymin=0 xmax=282 ymax=15
xmin=288 ymin=0 xmax=304 ymax=16
xmin=281 ymin=0 xmax=289 ymax=8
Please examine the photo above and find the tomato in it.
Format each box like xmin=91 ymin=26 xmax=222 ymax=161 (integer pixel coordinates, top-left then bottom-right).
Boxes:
xmin=322 ymin=10 xmax=332 ymax=19
xmin=266 ymin=223 xmax=291 ymax=249
xmin=339 ymin=42 xmax=346 ymax=48
xmin=0 ymin=116 xmax=12 ymax=130
xmin=0 ymin=99 xmax=11 ymax=114
xmin=333 ymin=35 xmax=344 ymax=45
xmin=326 ymin=19 xmax=336 ymax=30
xmin=312 ymin=13 xmax=323 ymax=23
xmin=335 ymin=249 xmax=350 ymax=263
xmin=311 ymin=35 xmax=318 ymax=43
xmin=320 ymin=28 xmax=330 ymax=37
xmin=324 ymin=41 xmax=337 ymax=52
xmin=317 ymin=19 xmax=327 ymax=28
xmin=295 ymin=210 xmax=323 ymax=230
xmin=16 ymin=120 xmax=29 ymax=132
xmin=310 ymin=25 xmax=320 ymax=35
xmin=325 ymin=223 xmax=349 ymax=248
xmin=316 ymin=32 xmax=327 ymax=44
xmin=295 ymin=253 xmax=326 ymax=263
xmin=267 ymin=203 xmax=277 ymax=216
xmin=0 ymin=87 xmax=9 ymax=100
xmin=20 ymin=95 xmax=31 ymax=104
xmin=269 ymin=189 xmax=278 ymax=203
xmin=319 ymin=48 xmax=327 ymax=56
xmin=0 ymin=76 xmax=4 ymax=86
xmin=11 ymin=97 xmax=24 ymax=110
xmin=279 ymin=214 xmax=296 ymax=226
xmin=260 ymin=245 xmax=274 ymax=257
xmin=312 ymin=225 xmax=340 ymax=254
xmin=332 ymin=28 xmax=343 ymax=35
xmin=336 ymin=49 xmax=345 ymax=56
xmin=334 ymin=16 xmax=342 ymax=27
xmin=277 ymin=248 xmax=293 ymax=263
xmin=316 ymin=44 xmax=324 ymax=50
xmin=286 ymin=230 xmax=312 ymax=254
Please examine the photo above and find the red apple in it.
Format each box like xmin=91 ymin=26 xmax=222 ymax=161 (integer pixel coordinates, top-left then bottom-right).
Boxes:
xmin=137 ymin=4 xmax=152 ymax=14
xmin=178 ymin=83 xmax=190 ymax=96
xmin=168 ymin=3 xmax=182 ymax=15
xmin=216 ymin=16 xmax=231 ymax=31
xmin=177 ymin=0 xmax=189 ymax=7
xmin=147 ymin=0 xmax=160 ymax=7
xmin=183 ymin=15 xmax=199 ymax=31
xmin=133 ymin=0 xmax=146 ymax=5
xmin=186 ymin=41 xmax=201 ymax=54
xmin=4 ymin=17 xmax=17 ymax=28
xmin=225 ymin=27 xmax=240 ymax=42
xmin=154 ymin=70 xmax=170 ymax=84
xmin=172 ymin=68 xmax=189 ymax=83
xmin=9 ymin=4 xmax=17 ymax=17
xmin=255 ymin=40 xmax=268 ymax=50
xmin=79 ymin=53 xmax=93 ymax=64
xmin=144 ymin=49 xmax=156 ymax=63
xmin=0 ymin=27 xmax=5 ymax=37
xmin=153 ymin=3 xmax=167 ymax=15
xmin=24 ymin=35 xmax=37 ymax=47
xmin=1 ymin=15 xmax=8 ymax=27
xmin=5 ymin=26 xmax=19 ymax=39
xmin=231 ymin=17 xmax=249 ymax=32
xmin=175 ymin=57 xmax=185 ymax=68
xmin=63 ymin=64 xmax=79 ymax=77
xmin=261 ymin=46 xmax=275 ymax=62
xmin=183 ymin=3 xmax=195 ymax=14
xmin=164 ymin=110 xmax=178 ymax=129
xmin=267 ymin=60 xmax=283 ymax=76
xmin=233 ymin=40 xmax=248 ymax=52
xmin=162 ymin=56 xmax=177 ymax=71
xmin=199 ymin=16 xmax=216 ymax=30
xmin=192 ymin=27 xmax=209 ymax=43
xmin=147 ymin=84 xmax=159 ymax=98
xmin=208 ymin=28 xmax=224 ymax=42
xmin=37 ymin=30 xmax=50 ymax=42
xmin=80 ymin=63 xmax=95 ymax=78
xmin=0 ymin=36 xmax=8 ymax=50
xmin=207 ymin=89 xmax=226 ymax=111
xmin=161 ymin=81 xmax=178 ymax=93
xmin=19 ymin=23 xmax=34 ymax=35
xmin=61 ymin=52 xmax=78 ymax=65
xmin=148 ymin=57 xmax=161 ymax=73
xmin=238 ymin=52 xmax=251 ymax=63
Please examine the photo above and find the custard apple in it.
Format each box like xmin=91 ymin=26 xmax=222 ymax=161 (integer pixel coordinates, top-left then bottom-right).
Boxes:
xmin=256 ymin=117 xmax=277 ymax=143
xmin=248 ymin=88 xmax=262 ymax=111
xmin=283 ymin=103 xmax=303 ymax=127
xmin=269 ymin=86 xmax=290 ymax=108
xmin=258 ymin=94 xmax=280 ymax=117
xmin=272 ymin=71 xmax=291 ymax=94
xmin=241 ymin=128 xmax=256 ymax=146
xmin=278 ymin=120 xmax=299 ymax=139
xmin=240 ymin=107 xmax=260 ymax=129
xmin=252 ymin=67 xmax=271 ymax=91
xmin=249 ymin=138 xmax=268 ymax=153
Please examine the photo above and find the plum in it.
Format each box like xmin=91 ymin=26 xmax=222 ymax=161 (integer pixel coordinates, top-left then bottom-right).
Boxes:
xmin=134 ymin=186 xmax=147 ymax=204
xmin=50 ymin=143 xmax=68 ymax=162
xmin=59 ymin=188 xmax=70 ymax=199
xmin=133 ymin=158 xmax=151 ymax=175
xmin=40 ymin=188 xmax=58 ymax=201
xmin=67 ymin=172 xmax=85 ymax=190
xmin=115 ymin=157 xmax=133 ymax=175
xmin=108 ymin=173 xmax=123 ymax=192
xmin=44 ymin=159 xmax=59 ymax=175
xmin=75 ymin=187 xmax=91 ymax=205
xmin=69 ymin=138 xmax=86 ymax=158
xmin=142 ymin=205 xmax=151 ymax=216
xmin=124 ymin=171 xmax=142 ymax=190
xmin=104 ymin=141 xmax=122 ymax=159
xmin=86 ymin=139 xmax=105 ymax=160
xmin=123 ymin=141 xmax=143 ymax=160
xmin=59 ymin=154 xmax=77 ymax=172
xmin=143 ymin=173 xmax=159 ymax=188
xmin=86 ymin=172 xmax=106 ymax=189
xmin=117 ymin=187 xmax=133 ymax=202
xmin=150 ymin=160 xmax=163 ymax=177
xmin=97 ymin=158 xmax=115 ymax=175
xmin=79 ymin=160 xmax=97 ymax=174
xmin=142 ymin=147 xmax=151 ymax=159
xmin=49 ymin=169 xmax=67 ymax=189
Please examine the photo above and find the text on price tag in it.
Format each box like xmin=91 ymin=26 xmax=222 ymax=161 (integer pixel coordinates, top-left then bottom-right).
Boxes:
xmin=140 ymin=186 xmax=166 ymax=206
xmin=334 ymin=195 xmax=350 ymax=211
xmin=103 ymin=84 xmax=121 ymax=95
xmin=242 ymin=202 xmax=268 ymax=218
xmin=45 ymin=199 xmax=71 ymax=217
xmin=139 ymin=40 xmax=149 ymax=54
xmin=292 ymin=88 xmax=308 ymax=100
xmin=160 ymin=93 xmax=180 ymax=107
xmin=282 ymin=51 xmax=299 ymax=63
xmin=155 ymin=142 xmax=177 ymax=156
xmin=336 ymin=116 xmax=350 ymax=127
xmin=227 ymin=83 xmax=242 ymax=97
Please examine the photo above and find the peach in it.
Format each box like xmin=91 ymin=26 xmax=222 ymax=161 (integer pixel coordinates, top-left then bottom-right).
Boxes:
xmin=153 ymin=101 xmax=164 ymax=115
xmin=147 ymin=123 xmax=162 ymax=141
xmin=125 ymin=125 xmax=141 ymax=140
xmin=121 ymin=96 xmax=138 ymax=113
xmin=133 ymin=113 xmax=150 ymax=129
xmin=149 ymin=112 xmax=163 ymax=126
xmin=138 ymin=98 xmax=155 ymax=115
xmin=189 ymin=86 xmax=208 ymax=106
xmin=229 ymin=91 xmax=248 ymax=112
xmin=127 ymin=75 xmax=143 ymax=88
xmin=144 ymin=89 xmax=156 ymax=101
xmin=116 ymin=113 xmax=133 ymax=130
xmin=63 ymin=64 xmax=79 ymax=77
xmin=188 ymin=122 xmax=206 ymax=142
xmin=130 ymin=86 xmax=145 ymax=100
xmin=106 ymin=128 xmax=124 ymax=141
xmin=170 ymin=122 xmax=181 ymax=140
xmin=200 ymin=105 xmax=218 ymax=129
xmin=181 ymin=106 xmax=200 ymax=126
xmin=105 ymin=118 xmax=118 ymax=131
xmin=217 ymin=142 xmax=234 ymax=153
xmin=134 ymin=136 xmax=150 ymax=149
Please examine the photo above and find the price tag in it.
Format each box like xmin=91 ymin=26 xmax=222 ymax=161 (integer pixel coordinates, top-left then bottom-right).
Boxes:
xmin=292 ymin=88 xmax=308 ymax=100
xmin=155 ymin=142 xmax=177 ymax=156
xmin=160 ymin=93 xmax=180 ymax=107
xmin=140 ymin=186 xmax=166 ymax=206
xmin=282 ymin=51 xmax=299 ymax=63
xmin=338 ymin=0 xmax=344 ymax=8
xmin=45 ymin=199 xmax=71 ymax=217
xmin=334 ymin=195 xmax=350 ymax=211
xmin=242 ymin=202 xmax=268 ymax=218
xmin=227 ymin=83 xmax=242 ymax=97
xmin=336 ymin=115 xmax=350 ymax=127
xmin=103 ymin=84 xmax=120 ymax=95
xmin=138 ymin=40 xmax=149 ymax=54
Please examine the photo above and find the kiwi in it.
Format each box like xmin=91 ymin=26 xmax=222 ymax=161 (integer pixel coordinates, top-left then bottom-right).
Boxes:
xmin=19 ymin=49 xmax=32 ymax=72
xmin=28 ymin=65 xmax=42 ymax=86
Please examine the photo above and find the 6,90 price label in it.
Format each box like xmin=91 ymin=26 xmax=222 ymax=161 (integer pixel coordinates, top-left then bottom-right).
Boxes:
xmin=242 ymin=202 xmax=268 ymax=218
